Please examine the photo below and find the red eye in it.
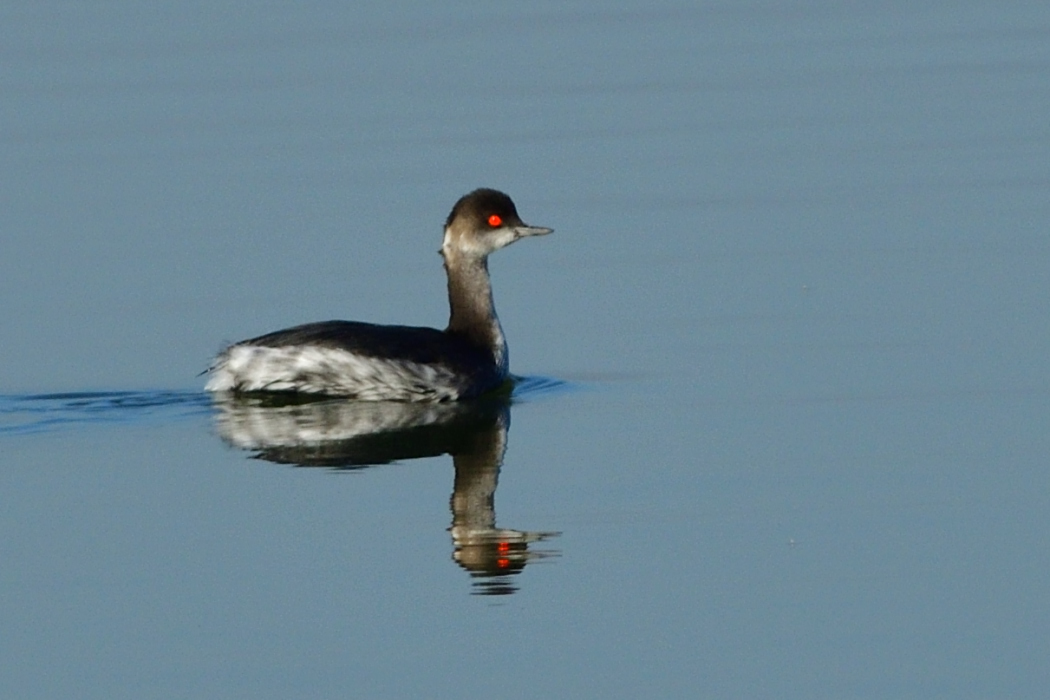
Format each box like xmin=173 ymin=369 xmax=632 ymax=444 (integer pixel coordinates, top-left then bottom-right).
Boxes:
xmin=487 ymin=214 xmax=502 ymax=227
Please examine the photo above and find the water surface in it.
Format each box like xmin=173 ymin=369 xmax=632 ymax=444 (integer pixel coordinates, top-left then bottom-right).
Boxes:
xmin=2 ymin=2 xmax=1049 ymax=698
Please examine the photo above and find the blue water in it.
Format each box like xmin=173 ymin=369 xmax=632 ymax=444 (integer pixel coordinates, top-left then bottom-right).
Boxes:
xmin=0 ymin=391 xmax=212 ymax=435
xmin=2 ymin=2 xmax=1050 ymax=698
xmin=0 ymin=376 xmax=567 ymax=437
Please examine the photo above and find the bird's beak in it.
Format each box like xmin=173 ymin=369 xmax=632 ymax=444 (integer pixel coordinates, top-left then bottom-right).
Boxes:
xmin=514 ymin=224 xmax=553 ymax=238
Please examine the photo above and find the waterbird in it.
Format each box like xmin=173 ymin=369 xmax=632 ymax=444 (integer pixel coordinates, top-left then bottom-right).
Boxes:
xmin=205 ymin=189 xmax=552 ymax=401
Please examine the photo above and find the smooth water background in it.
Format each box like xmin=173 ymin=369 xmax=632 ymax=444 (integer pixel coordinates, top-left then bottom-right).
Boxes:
xmin=3 ymin=2 xmax=1049 ymax=698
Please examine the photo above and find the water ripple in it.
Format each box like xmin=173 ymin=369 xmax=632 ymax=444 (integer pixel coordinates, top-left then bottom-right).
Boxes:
xmin=0 ymin=376 xmax=571 ymax=437
xmin=511 ymin=375 xmax=573 ymax=401
xmin=0 ymin=390 xmax=214 ymax=436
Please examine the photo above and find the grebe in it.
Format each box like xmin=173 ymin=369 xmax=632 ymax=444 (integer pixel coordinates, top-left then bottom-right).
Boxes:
xmin=205 ymin=189 xmax=552 ymax=401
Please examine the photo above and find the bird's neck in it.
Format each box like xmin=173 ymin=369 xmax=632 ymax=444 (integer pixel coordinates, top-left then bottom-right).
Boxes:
xmin=443 ymin=250 xmax=506 ymax=361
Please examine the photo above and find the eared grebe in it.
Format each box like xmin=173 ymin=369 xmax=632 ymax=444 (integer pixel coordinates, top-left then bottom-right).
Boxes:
xmin=205 ymin=189 xmax=552 ymax=401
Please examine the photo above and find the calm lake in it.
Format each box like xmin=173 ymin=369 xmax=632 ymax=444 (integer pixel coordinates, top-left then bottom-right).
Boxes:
xmin=2 ymin=2 xmax=1049 ymax=698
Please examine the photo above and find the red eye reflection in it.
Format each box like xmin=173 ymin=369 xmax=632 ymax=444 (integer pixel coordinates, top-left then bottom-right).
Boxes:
xmin=488 ymin=214 xmax=503 ymax=227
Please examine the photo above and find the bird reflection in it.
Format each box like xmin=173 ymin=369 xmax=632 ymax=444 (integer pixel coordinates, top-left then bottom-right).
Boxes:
xmin=211 ymin=392 xmax=559 ymax=595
